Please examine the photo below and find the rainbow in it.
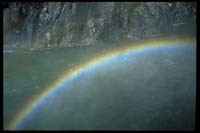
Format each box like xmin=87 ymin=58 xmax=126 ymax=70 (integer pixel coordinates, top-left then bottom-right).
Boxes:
xmin=5 ymin=37 xmax=196 ymax=130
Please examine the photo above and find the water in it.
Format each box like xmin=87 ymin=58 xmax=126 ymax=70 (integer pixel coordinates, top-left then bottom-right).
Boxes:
xmin=3 ymin=42 xmax=196 ymax=130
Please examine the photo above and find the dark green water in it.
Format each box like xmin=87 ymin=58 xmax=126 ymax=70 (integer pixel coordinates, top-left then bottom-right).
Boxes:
xmin=3 ymin=43 xmax=120 ymax=129
xmin=3 ymin=42 xmax=196 ymax=130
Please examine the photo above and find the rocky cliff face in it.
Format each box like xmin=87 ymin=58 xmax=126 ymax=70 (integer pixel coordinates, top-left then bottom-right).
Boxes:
xmin=3 ymin=2 xmax=196 ymax=49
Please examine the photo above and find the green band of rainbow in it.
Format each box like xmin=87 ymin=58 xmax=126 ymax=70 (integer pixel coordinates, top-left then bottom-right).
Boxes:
xmin=5 ymin=37 xmax=196 ymax=130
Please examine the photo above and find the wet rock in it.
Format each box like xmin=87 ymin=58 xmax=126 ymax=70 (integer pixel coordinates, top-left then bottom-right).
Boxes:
xmin=3 ymin=2 xmax=196 ymax=49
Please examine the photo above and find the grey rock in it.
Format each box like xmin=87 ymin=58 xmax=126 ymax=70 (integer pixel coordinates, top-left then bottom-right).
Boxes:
xmin=3 ymin=2 xmax=196 ymax=49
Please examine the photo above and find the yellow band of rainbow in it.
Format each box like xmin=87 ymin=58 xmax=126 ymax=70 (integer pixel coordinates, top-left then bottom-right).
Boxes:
xmin=5 ymin=37 xmax=196 ymax=130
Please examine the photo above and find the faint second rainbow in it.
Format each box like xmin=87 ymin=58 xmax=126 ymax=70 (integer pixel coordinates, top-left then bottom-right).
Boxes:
xmin=5 ymin=36 xmax=196 ymax=130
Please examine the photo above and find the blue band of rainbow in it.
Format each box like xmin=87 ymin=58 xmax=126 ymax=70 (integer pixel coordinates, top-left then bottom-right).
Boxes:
xmin=5 ymin=37 xmax=196 ymax=130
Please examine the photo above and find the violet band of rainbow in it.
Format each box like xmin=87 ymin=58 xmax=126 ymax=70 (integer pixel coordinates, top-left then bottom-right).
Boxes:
xmin=5 ymin=36 xmax=196 ymax=130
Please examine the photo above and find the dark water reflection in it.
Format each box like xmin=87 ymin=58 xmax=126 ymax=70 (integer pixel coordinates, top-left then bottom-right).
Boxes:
xmin=3 ymin=39 xmax=196 ymax=130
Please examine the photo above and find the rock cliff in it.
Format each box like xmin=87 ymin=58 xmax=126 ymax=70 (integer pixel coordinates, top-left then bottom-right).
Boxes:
xmin=3 ymin=2 xmax=196 ymax=49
